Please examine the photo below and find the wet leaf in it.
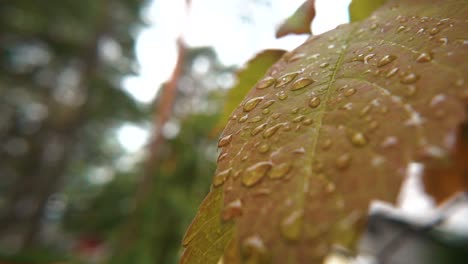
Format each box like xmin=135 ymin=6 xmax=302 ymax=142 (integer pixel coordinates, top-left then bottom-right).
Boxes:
xmin=349 ymin=0 xmax=387 ymax=22
xmin=276 ymin=0 xmax=316 ymax=38
xmin=217 ymin=50 xmax=286 ymax=132
xmin=182 ymin=0 xmax=468 ymax=263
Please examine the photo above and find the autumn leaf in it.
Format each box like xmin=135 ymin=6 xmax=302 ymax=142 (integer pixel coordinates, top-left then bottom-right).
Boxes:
xmin=181 ymin=0 xmax=468 ymax=263
xmin=276 ymin=0 xmax=316 ymax=38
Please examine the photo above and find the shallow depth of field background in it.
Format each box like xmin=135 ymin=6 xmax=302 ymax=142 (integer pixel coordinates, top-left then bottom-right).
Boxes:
xmin=0 ymin=0 xmax=349 ymax=263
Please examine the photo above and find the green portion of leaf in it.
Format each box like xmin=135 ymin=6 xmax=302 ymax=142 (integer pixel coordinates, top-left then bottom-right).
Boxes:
xmin=349 ymin=0 xmax=387 ymax=22
xmin=216 ymin=49 xmax=286 ymax=132
xmin=180 ymin=187 xmax=234 ymax=264
xmin=182 ymin=0 xmax=468 ymax=263
xmin=276 ymin=0 xmax=316 ymax=38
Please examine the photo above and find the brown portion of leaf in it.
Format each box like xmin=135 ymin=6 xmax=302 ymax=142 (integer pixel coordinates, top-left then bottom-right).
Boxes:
xmin=181 ymin=0 xmax=468 ymax=263
xmin=422 ymin=122 xmax=468 ymax=204
xmin=276 ymin=0 xmax=316 ymax=38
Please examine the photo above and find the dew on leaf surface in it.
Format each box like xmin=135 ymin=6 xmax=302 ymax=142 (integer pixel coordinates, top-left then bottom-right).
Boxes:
xmin=241 ymin=235 xmax=269 ymax=264
xmin=242 ymin=161 xmax=272 ymax=187
xmin=244 ymin=97 xmax=264 ymax=112
xmin=400 ymin=72 xmax=419 ymax=84
xmin=275 ymin=72 xmax=299 ymax=88
xmin=257 ymin=77 xmax=276 ymax=89
xmin=258 ymin=144 xmax=270 ymax=153
xmin=377 ymin=54 xmax=397 ymax=67
xmin=268 ymin=162 xmax=292 ymax=180
xmin=263 ymin=123 xmax=285 ymax=138
xmin=251 ymin=123 xmax=268 ymax=136
xmin=344 ymin=88 xmax=357 ymax=97
xmin=218 ymin=134 xmax=233 ymax=147
xmin=291 ymin=78 xmax=314 ymax=91
xmin=350 ymin=132 xmax=368 ymax=147
xmin=309 ymin=96 xmax=321 ymax=108
xmin=222 ymin=199 xmax=243 ymax=221
xmin=416 ymin=52 xmax=432 ymax=63
xmin=213 ymin=168 xmax=232 ymax=187
xmin=335 ymin=153 xmax=352 ymax=170
xmin=280 ymin=209 xmax=303 ymax=241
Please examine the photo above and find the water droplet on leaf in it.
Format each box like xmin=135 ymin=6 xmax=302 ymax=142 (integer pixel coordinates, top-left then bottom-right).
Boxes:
xmin=377 ymin=55 xmax=397 ymax=67
xmin=350 ymin=132 xmax=368 ymax=147
xmin=218 ymin=134 xmax=232 ymax=147
xmin=268 ymin=162 xmax=292 ymax=179
xmin=222 ymin=199 xmax=243 ymax=221
xmin=400 ymin=73 xmax=419 ymax=84
xmin=291 ymin=78 xmax=314 ymax=91
xmin=335 ymin=153 xmax=351 ymax=170
xmin=241 ymin=235 xmax=270 ymax=264
xmin=416 ymin=52 xmax=432 ymax=63
xmin=276 ymin=72 xmax=299 ymax=88
xmin=244 ymin=97 xmax=264 ymax=112
xmin=213 ymin=168 xmax=232 ymax=187
xmin=309 ymin=96 xmax=321 ymax=108
xmin=280 ymin=209 xmax=303 ymax=241
xmin=257 ymin=77 xmax=276 ymax=89
xmin=242 ymin=162 xmax=272 ymax=187
xmin=251 ymin=123 xmax=268 ymax=136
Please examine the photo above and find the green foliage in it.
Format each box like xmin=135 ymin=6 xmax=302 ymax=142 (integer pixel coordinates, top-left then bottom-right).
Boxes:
xmin=181 ymin=0 xmax=468 ymax=263
xmin=349 ymin=0 xmax=387 ymax=22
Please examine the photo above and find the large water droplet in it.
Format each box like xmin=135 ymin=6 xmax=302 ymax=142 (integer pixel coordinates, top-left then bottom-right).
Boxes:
xmin=280 ymin=209 xmax=303 ymax=241
xmin=239 ymin=114 xmax=249 ymax=123
xmin=268 ymin=162 xmax=292 ymax=179
xmin=335 ymin=153 xmax=351 ymax=170
xmin=271 ymin=113 xmax=281 ymax=120
xmin=322 ymin=139 xmax=332 ymax=150
xmin=292 ymin=115 xmax=305 ymax=123
xmin=291 ymin=78 xmax=314 ymax=91
xmin=385 ymin=67 xmax=399 ymax=78
xmin=276 ymin=91 xmax=288 ymax=100
xmin=303 ymin=118 xmax=313 ymax=125
xmin=217 ymin=152 xmax=228 ymax=162
xmin=309 ymin=96 xmax=321 ymax=108
xmin=218 ymin=134 xmax=233 ymax=147
xmin=222 ymin=199 xmax=243 ymax=221
xmin=241 ymin=235 xmax=270 ymax=264
xmin=344 ymin=88 xmax=357 ymax=97
xmin=350 ymin=132 xmax=368 ymax=147
xmin=258 ymin=143 xmax=270 ymax=153
xmin=244 ymin=97 xmax=264 ymax=112
xmin=262 ymin=100 xmax=275 ymax=109
xmin=251 ymin=123 xmax=267 ymax=136
xmin=400 ymin=73 xmax=419 ymax=84
xmin=276 ymin=72 xmax=299 ymax=88
xmin=242 ymin=162 xmax=272 ymax=187
xmin=377 ymin=55 xmax=397 ymax=67
xmin=249 ymin=116 xmax=263 ymax=123
xmin=263 ymin=123 xmax=284 ymax=138
xmin=213 ymin=168 xmax=232 ymax=187
xmin=416 ymin=52 xmax=432 ymax=63
xmin=257 ymin=77 xmax=276 ymax=89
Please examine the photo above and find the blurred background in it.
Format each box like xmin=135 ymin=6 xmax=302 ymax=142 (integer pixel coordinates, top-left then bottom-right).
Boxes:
xmin=0 ymin=0 xmax=349 ymax=263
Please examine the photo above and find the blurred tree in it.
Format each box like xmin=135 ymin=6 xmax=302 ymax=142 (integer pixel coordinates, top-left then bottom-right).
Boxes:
xmin=110 ymin=46 xmax=235 ymax=264
xmin=0 ymin=0 xmax=148 ymax=258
